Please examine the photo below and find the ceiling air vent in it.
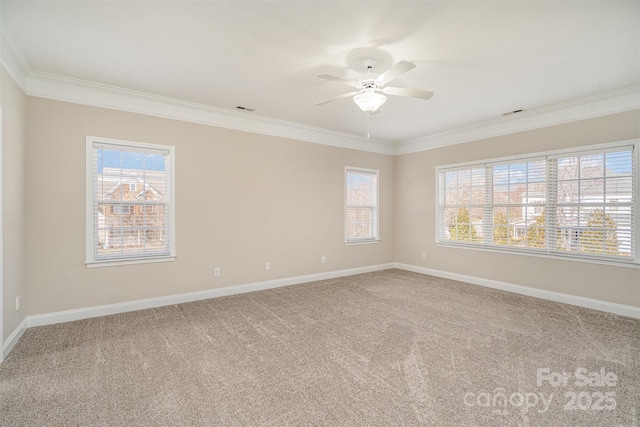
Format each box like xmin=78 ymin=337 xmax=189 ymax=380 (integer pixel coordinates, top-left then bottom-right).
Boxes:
xmin=502 ymin=109 xmax=525 ymax=116
xmin=236 ymin=105 xmax=255 ymax=112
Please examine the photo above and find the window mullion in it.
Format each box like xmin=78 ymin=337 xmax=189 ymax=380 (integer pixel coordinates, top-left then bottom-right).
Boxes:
xmin=634 ymin=145 xmax=638 ymax=263
xmin=483 ymin=165 xmax=493 ymax=245
xmin=547 ymin=158 xmax=558 ymax=252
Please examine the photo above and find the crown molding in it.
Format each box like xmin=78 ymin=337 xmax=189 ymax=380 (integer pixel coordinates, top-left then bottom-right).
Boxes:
xmin=0 ymin=20 xmax=29 ymax=91
xmin=394 ymin=85 xmax=640 ymax=155
xmin=0 ymin=21 xmax=393 ymax=155
xmin=25 ymin=70 xmax=395 ymax=155
xmin=1 ymin=21 xmax=637 ymax=157
xmin=18 ymin=67 xmax=640 ymax=157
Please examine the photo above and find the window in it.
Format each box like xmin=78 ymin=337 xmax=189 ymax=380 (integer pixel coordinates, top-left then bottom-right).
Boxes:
xmin=437 ymin=141 xmax=637 ymax=265
xmin=86 ymin=136 xmax=175 ymax=267
xmin=346 ymin=167 xmax=379 ymax=243
xmin=491 ymin=158 xmax=547 ymax=249
xmin=112 ymin=204 xmax=132 ymax=215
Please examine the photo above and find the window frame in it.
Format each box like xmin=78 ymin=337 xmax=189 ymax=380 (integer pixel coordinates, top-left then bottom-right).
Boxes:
xmin=85 ymin=136 xmax=176 ymax=268
xmin=345 ymin=166 xmax=380 ymax=244
xmin=435 ymin=140 xmax=639 ymax=268
xmin=111 ymin=204 xmax=132 ymax=215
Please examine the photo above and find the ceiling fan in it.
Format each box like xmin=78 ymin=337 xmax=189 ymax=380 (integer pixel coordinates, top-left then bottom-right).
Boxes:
xmin=315 ymin=58 xmax=434 ymax=114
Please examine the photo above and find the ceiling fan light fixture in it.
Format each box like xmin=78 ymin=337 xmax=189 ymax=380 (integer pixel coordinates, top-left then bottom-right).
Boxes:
xmin=353 ymin=91 xmax=387 ymax=114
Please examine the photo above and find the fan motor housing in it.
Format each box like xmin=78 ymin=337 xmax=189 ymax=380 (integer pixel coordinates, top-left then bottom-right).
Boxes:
xmin=356 ymin=79 xmax=379 ymax=91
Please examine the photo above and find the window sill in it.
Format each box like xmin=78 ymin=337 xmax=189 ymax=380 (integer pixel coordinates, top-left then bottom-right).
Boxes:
xmin=345 ymin=239 xmax=380 ymax=246
xmin=86 ymin=255 xmax=176 ymax=268
xmin=435 ymin=242 xmax=639 ymax=269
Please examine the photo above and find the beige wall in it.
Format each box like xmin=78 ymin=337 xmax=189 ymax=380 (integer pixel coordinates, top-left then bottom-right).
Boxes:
xmin=394 ymin=111 xmax=640 ymax=307
xmin=7 ymin=74 xmax=640 ymax=321
xmin=25 ymin=97 xmax=395 ymax=316
xmin=3 ymin=67 xmax=28 ymax=339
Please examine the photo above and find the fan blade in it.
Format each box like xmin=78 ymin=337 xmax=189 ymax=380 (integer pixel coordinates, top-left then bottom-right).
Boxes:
xmin=376 ymin=60 xmax=416 ymax=86
xmin=317 ymin=74 xmax=359 ymax=87
xmin=315 ymin=91 xmax=362 ymax=106
xmin=382 ymin=87 xmax=434 ymax=100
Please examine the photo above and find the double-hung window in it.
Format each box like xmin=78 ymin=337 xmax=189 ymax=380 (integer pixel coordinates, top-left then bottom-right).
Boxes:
xmin=437 ymin=140 xmax=637 ymax=265
xmin=86 ymin=136 xmax=176 ymax=267
xmin=345 ymin=167 xmax=379 ymax=243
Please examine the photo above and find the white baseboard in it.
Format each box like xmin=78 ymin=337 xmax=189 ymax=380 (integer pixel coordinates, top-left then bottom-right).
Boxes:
xmin=394 ymin=263 xmax=640 ymax=319
xmin=10 ymin=261 xmax=636 ymax=362
xmin=27 ymin=263 xmax=395 ymax=328
xmin=3 ymin=317 xmax=28 ymax=361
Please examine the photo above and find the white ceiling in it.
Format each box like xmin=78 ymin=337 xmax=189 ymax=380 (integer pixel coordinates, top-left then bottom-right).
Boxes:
xmin=2 ymin=1 xmax=639 ymax=144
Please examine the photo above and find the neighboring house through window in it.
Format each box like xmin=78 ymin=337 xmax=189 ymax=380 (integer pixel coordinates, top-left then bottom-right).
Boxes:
xmin=345 ymin=167 xmax=379 ymax=243
xmin=86 ymin=136 xmax=176 ymax=267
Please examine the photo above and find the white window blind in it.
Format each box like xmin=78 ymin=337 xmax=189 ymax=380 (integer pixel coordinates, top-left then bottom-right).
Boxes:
xmin=490 ymin=158 xmax=547 ymax=249
xmin=86 ymin=137 xmax=175 ymax=266
xmin=549 ymin=148 xmax=634 ymax=259
xmin=437 ymin=141 xmax=637 ymax=265
xmin=346 ymin=167 xmax=379 ymax=242
xmin=438 ymin=166 xmax=485 ymax=243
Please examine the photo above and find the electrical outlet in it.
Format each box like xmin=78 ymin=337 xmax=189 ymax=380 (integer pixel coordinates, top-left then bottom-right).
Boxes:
xmin=213 ymin=267 xmax=220 ymax=277
xmin=265 ymin=262 xmax=270 ymax=270
xmin=15 ymin=296 xmax=20 ymax=311
xmin=321 ymin=256 xmax=326 ymax=264
xmin=421 ymin=252 xmax=427 ymax=260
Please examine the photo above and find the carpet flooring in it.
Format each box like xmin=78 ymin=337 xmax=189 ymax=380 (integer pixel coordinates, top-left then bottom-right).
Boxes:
xmin=1 ymin=269 xmax=638 ymax=426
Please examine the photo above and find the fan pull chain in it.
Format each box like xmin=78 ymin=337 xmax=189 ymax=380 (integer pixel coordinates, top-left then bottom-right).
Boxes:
xmin=367 ymin=113 xmax=370 ymax=139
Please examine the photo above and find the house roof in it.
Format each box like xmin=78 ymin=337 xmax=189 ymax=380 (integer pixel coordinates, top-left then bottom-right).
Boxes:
xmin=102 ymin=182 xmax=164 ymax=201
